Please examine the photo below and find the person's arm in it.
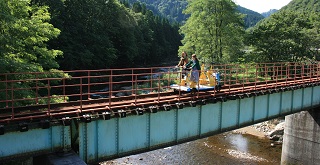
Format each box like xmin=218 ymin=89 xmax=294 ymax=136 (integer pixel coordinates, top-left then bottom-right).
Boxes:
xmin=191 ymin=60 xmax=200 ymax=70
xmin=195 ymin=60 xmax=201 ymax=70
xmin=184 ymin=58 xmax=189 ymax=65
xmin=177 ymin=58 xmax=184 ymax=67
xmin=185 ymin=60 xmax=192 ymax=68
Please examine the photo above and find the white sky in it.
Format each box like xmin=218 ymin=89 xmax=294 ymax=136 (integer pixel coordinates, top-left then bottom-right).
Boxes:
xmin=233 ymin=0 xmax=292 ymax=13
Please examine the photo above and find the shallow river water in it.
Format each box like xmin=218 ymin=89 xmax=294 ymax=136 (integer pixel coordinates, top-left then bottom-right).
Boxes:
xmin=100 ymin=127 xmax=282 ymax=165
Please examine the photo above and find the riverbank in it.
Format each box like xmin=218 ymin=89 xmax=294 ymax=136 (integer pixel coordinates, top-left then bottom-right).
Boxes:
xmin=234 ymin=118 xmax=284 ymax=138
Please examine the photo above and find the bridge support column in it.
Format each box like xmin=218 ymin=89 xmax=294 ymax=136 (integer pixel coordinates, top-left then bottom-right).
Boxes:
xmin=281 ymin=109 xmax=320 ymax=165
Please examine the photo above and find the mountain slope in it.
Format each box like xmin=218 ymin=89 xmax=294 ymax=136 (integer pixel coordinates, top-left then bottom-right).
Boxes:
xmin=237 ymin=6 xmax=265 ymax=28
xmin=261 ymin=9 xmax=278 ymax=17
xmin=247 ymin=0 xmax=320 ymax=62
xmin=281 ymin=0 xmax=320 ymax=12
xmin=255 ymin=0 xmax=320 ymax=26
xmin=124 ymin=0 xmax=188 ymax=23
xmin=125 ymin=0 xmax=266 ymax=28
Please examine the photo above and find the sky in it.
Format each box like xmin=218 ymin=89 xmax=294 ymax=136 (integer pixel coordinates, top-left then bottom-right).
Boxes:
xmin=233 ymin=0 xmax=292 ymax=13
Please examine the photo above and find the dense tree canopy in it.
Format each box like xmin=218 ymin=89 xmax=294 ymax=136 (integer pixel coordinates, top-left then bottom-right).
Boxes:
xmin=29 ymin=0 xmax=182 ymax=70
xmin=124 ymin=0 xmax=266 ymax=29
xmin=237 ymin=6 xmax=265 ymax=28
xmin=0 ymin=0 xmax=182 ymax=107
xmin=1 ymin=0 xmax=320 ymax=108
xmin=0 ymin=0 xmax=62 ymax=73
xmin=124 ymin=0 xmax=189 ymax=23
xmin=0 ymin=0 xmax=67 ymax=107
xmin=179 ymin=0 xmax=245 ymax=64
xmin=1 ymin=0 xmax=319 ymax=70
xmin=247 ymin=11 xmax=320 ymax=62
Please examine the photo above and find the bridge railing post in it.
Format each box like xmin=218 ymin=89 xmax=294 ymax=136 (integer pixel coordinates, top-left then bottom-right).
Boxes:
xmin=302 ymin=64 xmax=304 ymax=79
xmin=131 ymin=69 xmax=134 ymax=96
xmin=158 ymin=71 xmax=161 ymax=102
xmin=265 ymin=63 xmax=268 ymax=88
xmin=275 ymin=64 xmax=278 ymax=85
xmin=235 ymin=64 xmax=238 ymax=84
xmin=47 ymin=79 xmax=51 ymax=115
xmin=288 ymin=62 xmax=290 ymax=79
xmin=135 ymin=74 xmax=137 ymax=105
xmin=87 ymin=71 xmax=90 ymax=100
xmin=11 ymin=82 xmax=14 ymax=120
xmin=80 ymin=77 xmax=82 ymax=113
xmin=63 ymin=74 xmax=66 ymax=102
xmin=5 ymin=74 xmax=8 ymax=108
xmin=35 ymin=73 xmax=38 ymax=105
xmin=150 ymin=68 xmax=153 ymax=94
xmin=109 ymin=70 xmax=112 ymax=108
xmin=246 ymin=63 xmax=248 ymax=83
xmin=294 ymin=63 xmax=297 ymax=83
xmin=255 ymin=64 xmax=257 ymax=90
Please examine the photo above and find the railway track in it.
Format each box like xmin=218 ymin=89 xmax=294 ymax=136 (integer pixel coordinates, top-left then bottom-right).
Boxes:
xmin=1 ymin=76 xmax=319 ymax=124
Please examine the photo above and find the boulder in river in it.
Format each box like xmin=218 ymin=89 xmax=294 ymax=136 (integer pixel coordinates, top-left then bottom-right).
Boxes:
xmin=266 ymin=121 xmax=285 ymax=142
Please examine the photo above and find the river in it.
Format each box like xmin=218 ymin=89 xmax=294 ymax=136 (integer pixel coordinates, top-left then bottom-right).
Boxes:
xmin=96 ymin=66 xmax=283 ymax=164
xmin=100 ymin=126 xmax=282 ymax=165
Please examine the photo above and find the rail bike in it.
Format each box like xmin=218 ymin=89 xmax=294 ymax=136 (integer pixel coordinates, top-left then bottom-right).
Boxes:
xmin=170 ymin=65 xmax=222 ymax=93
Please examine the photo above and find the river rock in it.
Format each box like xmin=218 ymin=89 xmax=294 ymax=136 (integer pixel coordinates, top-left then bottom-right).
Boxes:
xmin=121 ymin=86 xmax=133 ymax=95
xmin=115 ymin=92 xmax=126 ymax=97
xmin=267 ymin=121 xmax=285 ymax=142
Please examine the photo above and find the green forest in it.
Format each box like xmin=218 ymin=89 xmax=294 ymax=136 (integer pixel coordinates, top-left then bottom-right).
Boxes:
xmin=1 ymin=0 xmax=320 ymax=74
xmin=1 ymin=0 xmax=182 ymax=73
xmin=0 ymin=0 xmax=320 ymax=108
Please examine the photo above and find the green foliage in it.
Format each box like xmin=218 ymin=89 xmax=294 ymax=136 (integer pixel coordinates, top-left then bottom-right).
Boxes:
xmin=0 ymin=0 xmax=68 ymax=107
xmin=0 ymin=69 xmax=70 ymax=108
xmin=123 ymin=0 xmax=189 ymax=24
xmin=0 ymin=0 xmax=62 ymax=73
xmin=237 ymin=6 xmax=265 ymax=28
xmin=122 ymin=0 xmax=268 ymax=29
xmin=282 ymin=0 xmax=320 ymax=12
xmin=261 ymin=9 xmax=278 ymax=18
xmin=245 ymin=0 xmax=320 ymax=63
xmin=32 ymin=0 xmax=181 ymax=70
xmin=179 ymin=0 xmax=245 ymax=64
xmin=247 ymin=9 xmax=320 ymax=62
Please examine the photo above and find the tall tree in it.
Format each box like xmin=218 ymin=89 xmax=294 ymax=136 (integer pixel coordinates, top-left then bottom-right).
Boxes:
xmin=308 ymin=12 xmax=320 ymax=60
xmin=0 ymin=0 xmax=66 ymax=107
xmin=0 ymin=0 xmax=62 ymax=73
xmin=179 ymin=0 xmax=244 ymax=64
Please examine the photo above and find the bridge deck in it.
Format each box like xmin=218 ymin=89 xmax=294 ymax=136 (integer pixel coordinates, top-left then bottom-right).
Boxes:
xmin=1 ymin=62 xmax=319 ymax=123
xmin=0 ymin=76 xmax=318 ymax=123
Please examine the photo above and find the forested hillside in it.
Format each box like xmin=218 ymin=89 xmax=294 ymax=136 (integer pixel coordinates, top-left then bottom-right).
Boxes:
xmin=45 ymin=0 xmax=182 ymax=70
xmin=1 ymin=0 xmax=319 ymax=107
xmin=124 ymin=0 xmax=266 ymax=28
xmin=261 ymin=9 xmax=278 ymax=17
xmin=2 ymin=0 xmax=319 ymax=72
xmin=1 ymin=0 xmax=182 ymax=73
xmin=246 ymin=0 xmax=320 ymax=62
xmin=237 ymin=6 xmax=265 ymax=28
xmin=122 ymin=0 xmax=188 ymax=23
xmin=282 ymin=0 xmax=320 ymax=12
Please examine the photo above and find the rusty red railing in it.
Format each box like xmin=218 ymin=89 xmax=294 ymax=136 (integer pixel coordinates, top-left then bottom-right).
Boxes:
xmin=0 ymin=62 xmax=319 ymax=123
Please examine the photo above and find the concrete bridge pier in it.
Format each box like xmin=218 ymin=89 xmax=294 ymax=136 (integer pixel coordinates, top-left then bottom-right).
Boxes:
xmin=281 ymin=109 xmax=320 ymax=165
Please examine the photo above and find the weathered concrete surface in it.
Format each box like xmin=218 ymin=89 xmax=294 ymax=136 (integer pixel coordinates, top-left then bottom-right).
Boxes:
xmin=281 ymin=110 xmax=320 ymax=165
xmin=46 ymin=151 xmax=86 ymax=165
